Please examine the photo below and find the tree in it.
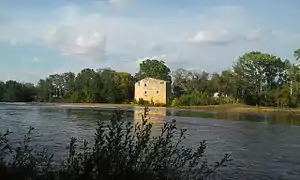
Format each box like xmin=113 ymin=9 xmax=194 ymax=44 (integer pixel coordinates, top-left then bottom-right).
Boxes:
xmin=135 ymin=59 xmax=171 ymax=82
xmin=207 ymin=73 xmax=221 ymax=95
xmin=172 ymin=68 xmax=209 ymax=97
xmin=233 ymin=51 xmax=285 ymax=106
xmin=117 ymin=72 xmax=134 ymax=103
xmin=294 ymin=49 xmax=300 ymax=60
xmin=36 ymin=78 xmax=54 ymax=102
xmin=0 ymin=81 xmax=4 ymax=101
xmin=61 ymin=72 xmax=76 ymax=100
xmin=20 ymin=83 xmax=36 ymax=102
xmin=219 ymin=70 xmax=236 ymax=97
xmin=73 ymin=68 xmax=98 ymax=103
xmin=98 ymin=69 xmax=120 ymax=103
xmin=172 ymin=68 xmax=191 ymax=97
xmin=0 ymin=81 xmax=36 ymax=102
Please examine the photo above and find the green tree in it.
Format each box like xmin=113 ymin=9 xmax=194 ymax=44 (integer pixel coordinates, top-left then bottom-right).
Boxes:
xmin=219 ymin=70 xmax=236 ymax=97
xmin=117 ymin=72 xmax=134 ymax=103
xmin=172 ymin=68 xmax=192 ymax=97
xmin=135 ymin=59 xmax=171 ymax=82
xmin=0 ymin=81 xmax=36 ymax=102
xmin=20 ymin=83 xmax=36 ymax=102
xmin=172 ymin=68 xmax=209 ymax=96
xmin=73 ymin=68 xmax=98 ymax=103
xmin=98 ymin=69 xmax=122 ymax=103
xmin=294 ymin=48 xmax=300 ymax=60
xmin=233 ymin=51 xmax=285 ymax=106
xmin=207 ymin=73 xmax=221 ymax=95
xmin=0 ymin=81 xmax=4 ymax=101
xmin=61 ymin=72 xmax=76 ymax=100
xmin=36 ymin=78 xmax=54 ymax=102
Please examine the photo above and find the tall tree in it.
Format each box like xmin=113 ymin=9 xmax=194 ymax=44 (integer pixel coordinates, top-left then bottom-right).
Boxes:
xmin=294 ymin=49 xmax=300 ymax=60
xmin=233 ymin=51 xmax=285 ymax=106
xmin=0 ymin=81 xmax=4 ymax=101
xmin=61 ymin=72 xmax=76 ymax=100
xmin=117 ymin=72 xmax=134 ymax=103
xmin=72 ymin=68 xmax=98 ymax=103
xmin=219 ymin=70 xmax=236 ymax=97
xmin=135 ymin=59 xmax=171 ymax=82
xmin=36 ymin=78 xmax=55 ymax=102
xmin=172 ymin=68 xmax=192 ymax=97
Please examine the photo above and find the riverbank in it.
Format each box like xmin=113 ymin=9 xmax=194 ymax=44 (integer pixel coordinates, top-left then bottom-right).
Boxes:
xmin=178 ymin=104 xmax=300 ymax=114
xmin=54 ymin=103 xmax=300 ymax=114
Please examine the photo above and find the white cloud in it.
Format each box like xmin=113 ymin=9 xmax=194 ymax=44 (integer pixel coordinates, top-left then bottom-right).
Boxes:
xmin=245 ymin=28 xmax=264 ymax=41
xmin=42 ymin=6 xmax=107 ymax=61
xmin=30 ymin=57 xmax=42 ymax=63
xmin=190 ymin=29 xmax=238 ymax=45
xmin=109 ymin=0 xmax=134 ymax=7
xmin=187 ymin=6 xmax=247 ymax=46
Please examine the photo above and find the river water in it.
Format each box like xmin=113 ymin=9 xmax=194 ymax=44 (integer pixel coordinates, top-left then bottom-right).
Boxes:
xmin=0 ymin=103 xmax=299 ymax=179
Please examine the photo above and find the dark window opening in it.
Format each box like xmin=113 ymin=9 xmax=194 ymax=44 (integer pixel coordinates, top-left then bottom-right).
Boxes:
xmin=160 ymin=82 xmax=164 ymax=84
xmin=156 ymin=91 xmax=159 ymax=94
xmin=144 ymin=83 xmax=147 ymax=87
xmin=145 ymin=91 xmax=147 ymax=94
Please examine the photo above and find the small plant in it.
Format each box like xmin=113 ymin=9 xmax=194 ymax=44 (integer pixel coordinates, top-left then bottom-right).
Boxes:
xmin=0 ymin=107 xmax=231 ymax=180
xmin=136 ymin=98 xmax=150 ymax=106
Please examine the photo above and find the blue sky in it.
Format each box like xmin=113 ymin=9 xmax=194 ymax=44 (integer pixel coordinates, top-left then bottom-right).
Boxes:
xmin=0 ymin=0 xmax=299 ymax=83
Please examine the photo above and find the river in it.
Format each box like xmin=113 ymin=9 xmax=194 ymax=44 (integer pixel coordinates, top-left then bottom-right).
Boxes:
xmin=0 ymin=103 xmax=299 ymax=179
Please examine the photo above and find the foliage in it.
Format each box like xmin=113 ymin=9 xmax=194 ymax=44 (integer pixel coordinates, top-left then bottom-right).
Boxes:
xmin=136 ymin=98 xmax=150 ymax=106
xmin=0 ymin=81 xmax=36 ymax=102
xmin=217 ymin=96 xmax=236 ymax=105
xmin=232 ymin=51 xmax=286 ymax=106
xmin=171 ymin=92 xmax=216 ymax=106
xmin=135 ymin=59 xmax=172 ymax=83
xmin=0 ymin=107 xmax=231 ymax=180
xmin=34 ymin=69 xmax=134 ymax=104
xmin=294 ymin=49 xmax=300 ymax=60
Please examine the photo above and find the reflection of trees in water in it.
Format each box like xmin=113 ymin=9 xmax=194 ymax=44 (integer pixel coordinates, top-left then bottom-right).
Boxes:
xmin=133 ymin=107 xmax=166 ymax=136
xmin=172 ymin=109 xmax=300 ymax=125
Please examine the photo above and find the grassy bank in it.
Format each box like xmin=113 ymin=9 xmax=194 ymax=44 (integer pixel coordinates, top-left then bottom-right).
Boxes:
xmin=177 ymin=104 xmax=300 ymax=114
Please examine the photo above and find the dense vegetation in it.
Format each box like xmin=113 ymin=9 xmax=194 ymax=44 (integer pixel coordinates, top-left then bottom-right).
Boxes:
xmin=0 ymin=107 xmax=230 ymax=180
xmin=1 ymin=49 xmax=300 ymax=107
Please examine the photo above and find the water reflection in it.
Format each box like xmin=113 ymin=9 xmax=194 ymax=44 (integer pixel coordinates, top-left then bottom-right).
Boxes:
xmin=133 ymin=107 xmax=166 ymax=136
xmin=171 ymin=109 xmax=300 ymax=126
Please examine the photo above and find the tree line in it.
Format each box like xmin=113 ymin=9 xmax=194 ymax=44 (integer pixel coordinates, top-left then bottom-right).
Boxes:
xmin=1 ymin=49 xmax=300 ymax=107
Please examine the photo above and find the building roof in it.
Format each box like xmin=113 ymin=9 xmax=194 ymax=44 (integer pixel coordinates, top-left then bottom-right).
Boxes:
xmin=135 ymin=77 xmax=166 ymax=83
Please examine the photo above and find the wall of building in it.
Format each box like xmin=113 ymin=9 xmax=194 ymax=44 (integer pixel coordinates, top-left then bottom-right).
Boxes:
xmin=134 ymin=78 xmax=168 ymax=104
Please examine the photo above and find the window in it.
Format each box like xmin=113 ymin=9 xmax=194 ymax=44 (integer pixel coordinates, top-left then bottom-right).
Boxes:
xmin=145 ymin=91 xmax=147 ymax=94
xmin=160 ymin=82 xmax=164 ymax=84
xmin=144 ymin=83 xmax=147 ymax=87
xmin=156 ymin=91 xmax=159 ymax=94
xmin=138 ymin=82 xmax=140 ymax=86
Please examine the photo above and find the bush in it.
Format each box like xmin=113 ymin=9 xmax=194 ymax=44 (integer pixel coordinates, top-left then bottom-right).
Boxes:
xmin=172 ymin=92 xmax=217 ymax=106
xmin=217 ymin=96 xmax=236 ymax=105
xmin=136 ymin=98 xmax=150 ymax=106
xmin=135 ymin=98 xmax=166 ymax=107
xmin=0 ymin=107 xmax=231 ymax=180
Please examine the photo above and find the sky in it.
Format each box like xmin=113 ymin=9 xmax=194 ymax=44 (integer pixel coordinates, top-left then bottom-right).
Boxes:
xmin=0 ymin=0 xmax=299 ymax=83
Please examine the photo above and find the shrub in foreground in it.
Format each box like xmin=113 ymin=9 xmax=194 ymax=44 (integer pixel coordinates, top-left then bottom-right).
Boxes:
xmin=0 ymin=107 xmax=231 ymax=180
